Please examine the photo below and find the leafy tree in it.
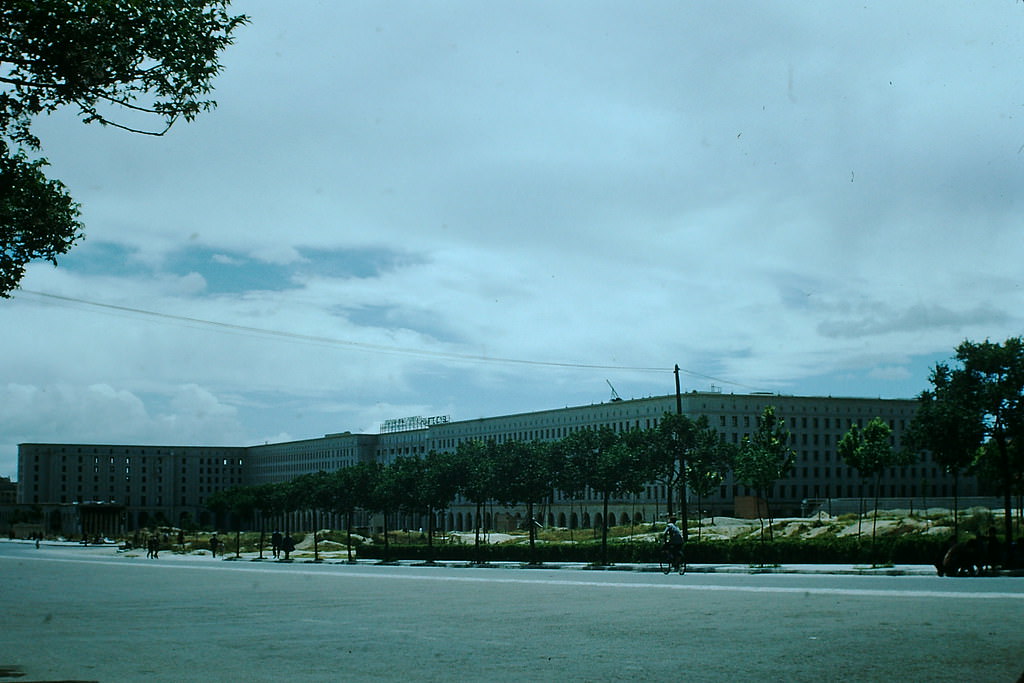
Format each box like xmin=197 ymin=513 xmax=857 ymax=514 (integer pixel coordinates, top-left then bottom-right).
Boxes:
xmin=454 ymin=439 xmax=500 ymax=562
xmin=388 ymin=455 xmax=425 ymax=528
xmin=205 ymin=484 xmax=255 ymax=557
xmin=289 ymin=471 xmax=337 ymax=562
xmin=734 ymin=406 xmax=795 ymax=541
xmin=647 ymin=413 xmax=696 ymax=534
xmin=0 ymin=0 xmax=247 ymax=295
xmin=905 ymin=363 xmax=986 ymax=539
xmin=248 ymin=482 xmax=284 ymax=560
xmin=0 ymin=150 xmax=82 ymax=295
xmin=563 ymin=426 xmax=645 ymax=565
xmin=838 ymin=421 xmax=877 ymax=538
xmin=685 ymin=415 xmax=736 ymax=539
xmin=953 ymin=338 xmax=1024 ymax=543
xmin=549 ymin=435 xmax=586 ymax=542
xmin=974 ymin=438 xmax=1024 ymax=537
xmin=418 ymin=450 xmax=461 ymax=562
xmin=838 ymin=417 xmax=908 ymax=550
xmin=493 ymin=440 xmax=556 ymax=563
xmin=360 ymin=462 xmax=396 ymax=562
xmin=329 ymin=464 xmax=374 ymax=563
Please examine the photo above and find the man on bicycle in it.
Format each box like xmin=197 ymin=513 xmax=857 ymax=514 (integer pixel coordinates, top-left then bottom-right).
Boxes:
xmin=663 ymin=516 xmax=685 ymax=572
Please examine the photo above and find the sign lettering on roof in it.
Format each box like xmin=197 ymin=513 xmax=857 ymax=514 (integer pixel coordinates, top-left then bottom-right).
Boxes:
xmin=380 ymin=415 xmax=450 ymax=433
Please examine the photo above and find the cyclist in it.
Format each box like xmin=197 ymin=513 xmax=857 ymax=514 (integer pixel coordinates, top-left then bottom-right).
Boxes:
xmin=663 ymin=516 xmax=685 ymax=574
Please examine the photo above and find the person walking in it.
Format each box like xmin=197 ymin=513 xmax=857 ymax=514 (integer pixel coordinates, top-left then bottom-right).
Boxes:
xmin=281 ymin=532 xmax=295 ymax=561
xmin=271 ymin=530 xmax=282 ymax=559
xmin=210 ymin=533 xmax=220 ymax=559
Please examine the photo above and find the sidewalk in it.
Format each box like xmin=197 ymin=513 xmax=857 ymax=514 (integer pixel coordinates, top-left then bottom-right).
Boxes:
xmin=15 ymin=538 xmax=1024 ymax=576
xmin=4 ymin=538 xmax=947 ymax=575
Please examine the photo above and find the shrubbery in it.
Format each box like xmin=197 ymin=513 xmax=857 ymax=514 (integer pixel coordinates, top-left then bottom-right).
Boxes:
xmin=356 ymin=534 xmax=951 ymax=565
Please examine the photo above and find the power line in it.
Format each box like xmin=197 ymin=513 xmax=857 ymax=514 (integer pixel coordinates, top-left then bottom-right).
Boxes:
xmin=15 ymin=289 xmax=765 ymax=389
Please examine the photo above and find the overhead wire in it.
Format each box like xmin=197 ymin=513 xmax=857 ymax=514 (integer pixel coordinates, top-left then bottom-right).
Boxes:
xmin=15 ymin=289 xmax=767 ymax=390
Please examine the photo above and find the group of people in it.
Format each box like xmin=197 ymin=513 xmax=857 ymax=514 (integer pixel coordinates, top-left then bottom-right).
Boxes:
xmin=130 ymin=529 xmax=296 ymax=560
xmin=270 ymin=530 xmax=296 ymax=560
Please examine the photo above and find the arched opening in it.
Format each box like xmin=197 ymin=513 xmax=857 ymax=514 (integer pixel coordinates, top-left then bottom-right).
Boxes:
xmin=570 ymin=512 xmax=578 ymax=529
xmin=547 ymin=512 xmax=555 ymax=527
xmin=608 ymin=513 xmax=617 ymax=528
xmin=581 ymin=512 xmax=591 ymax=529
xmin=557 ymin=512 xmax=567 ymax=527
xmin=594 ymin=513 xmax=603 ymax=530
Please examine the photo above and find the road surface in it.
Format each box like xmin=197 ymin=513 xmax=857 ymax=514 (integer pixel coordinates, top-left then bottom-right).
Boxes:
xmin=1 ymin=544 xmax=1021 ymax=681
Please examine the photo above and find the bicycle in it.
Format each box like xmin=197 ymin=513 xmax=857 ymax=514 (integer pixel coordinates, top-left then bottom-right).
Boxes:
xmin=660 ymin=543 xmax=686 ymax=575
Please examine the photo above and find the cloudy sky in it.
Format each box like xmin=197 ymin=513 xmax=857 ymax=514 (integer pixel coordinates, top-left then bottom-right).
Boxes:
xmin=3 ymin=1 xmax=1023 ymax=479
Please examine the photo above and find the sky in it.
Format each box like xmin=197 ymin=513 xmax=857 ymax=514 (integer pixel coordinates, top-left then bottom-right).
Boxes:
xmin=3 ymin=1 xmax=1023 ymax=479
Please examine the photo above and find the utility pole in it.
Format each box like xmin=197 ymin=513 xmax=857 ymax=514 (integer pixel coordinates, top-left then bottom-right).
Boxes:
xmin=675 ymin=364 xmax=688 ymax=542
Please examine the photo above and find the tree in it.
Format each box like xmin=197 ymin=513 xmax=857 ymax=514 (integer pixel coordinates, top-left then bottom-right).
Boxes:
xmin=388 ymin=455 xmax=425 ymax=531
xmin=0 ymin=1 xmax=247 ymax=295
xmin=838 ymin=417 xmax=907 ymax=551
xmin=418 ymin=450 xmax=461 ymax=562
xmin=648 ymin=413 xmax=696 ymax=535
xmin=974 ymin=438 xmax=1024 ymax=538
xmin=734 ymin=406 xmax=795 ymax=541
xmin=563 ymin=426 xmax=645 ymax=565
xmin=838 ymin=422 xmax=874 ymax=538
xmin=953 ymin=338 xmax=1024 ymax=544
xmin=205 ymin=484 xmax=255 ymax=557
xmin=329 ymin=465 xmax=371 ymax=563
xmin=905 ymin=363 xmax=985 ymax=539
xmin=454 ymin=439 xmax=499 ymax=562
xmin=289 ymin=471 xmax=336 ymax=562
xmin=685 ymin=416 xmax=736 ymax=539
xmin=360 ymin=462 xmax=396 ymax=562
xmin=248 ymin=482 xmax=283 ymax=560
xmin=0 ymin=149 xmax=82 ymax=294
xmin=493 ymin=440 xmax=556 ymax=563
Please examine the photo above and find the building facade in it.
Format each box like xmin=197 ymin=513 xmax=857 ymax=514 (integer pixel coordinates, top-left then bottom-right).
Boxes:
xmin=17 ymin=443 xmax=246 ymax=532
xmin=15 ymin=391 xmax=977 ymax=535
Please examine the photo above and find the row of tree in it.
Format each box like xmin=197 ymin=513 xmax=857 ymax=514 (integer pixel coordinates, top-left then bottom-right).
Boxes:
xmin=205 ymin=337 xmax=1024 ymax=564
xmin=206 ymin=409 xmax=796 ymax=564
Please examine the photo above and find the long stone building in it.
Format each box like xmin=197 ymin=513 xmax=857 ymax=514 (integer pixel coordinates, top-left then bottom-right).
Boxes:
xmin=16 ymin=391 xmax=978 ymax=535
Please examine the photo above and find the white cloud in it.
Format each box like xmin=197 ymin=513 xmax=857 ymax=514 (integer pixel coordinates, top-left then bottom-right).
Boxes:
xmin=0 ymin=383 xmax=246 ymax=477
xmin=5 ymin=1 xmax=1024 ymax=478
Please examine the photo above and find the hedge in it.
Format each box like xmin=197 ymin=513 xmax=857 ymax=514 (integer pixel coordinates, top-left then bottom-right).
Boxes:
xmin=355 ymin=535 xmax=950 ymax=565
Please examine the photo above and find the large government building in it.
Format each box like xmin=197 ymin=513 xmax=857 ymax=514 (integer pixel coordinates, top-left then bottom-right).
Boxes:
xmin=15 ymin=391 xmax=979 ymax=537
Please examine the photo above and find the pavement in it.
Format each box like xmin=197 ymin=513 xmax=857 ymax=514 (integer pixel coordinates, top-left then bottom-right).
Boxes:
xmin=10 ymin=537 xmax=1024 ymax=576
xmin=0 ymin=537 xmax=953 ymax=575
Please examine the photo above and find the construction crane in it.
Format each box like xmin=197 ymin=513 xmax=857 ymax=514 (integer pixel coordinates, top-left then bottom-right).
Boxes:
xmin=606 ymin=379 xmax=623 ymax=402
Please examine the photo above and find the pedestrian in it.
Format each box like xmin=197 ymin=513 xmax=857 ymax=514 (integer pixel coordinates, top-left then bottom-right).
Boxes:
xmin=281 ymin=532 xmax=295 ymax=561
xmin=152 ymin=535 xmax=160 ymax=559
xmin=271 ymin=530 xmax=282 ymax=559
xmin=177 ymin=529 xmax=185 ymax=550
xmin=210 ymin=533 xmax=220 ymax=558
xmin=34 ymin=532 xmax=40 ymax=549
xmin=986 ymin=527 xmax=1002 ymax=570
